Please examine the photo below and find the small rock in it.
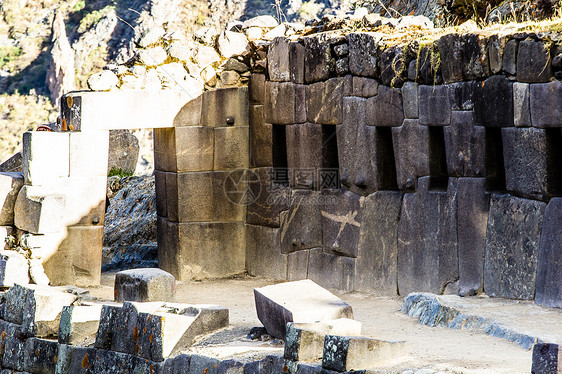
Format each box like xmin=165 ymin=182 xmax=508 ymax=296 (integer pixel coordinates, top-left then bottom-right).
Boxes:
xmin=243 ymin=15 xmax=278 ymax=28
xmin=138 ymin=26 xmax=165 ymax=48
xmin=217 ymin=30 xmax=250 ymax=58
xmin=226 ymin=20 xmax=244 ymax=32
xmin=245 ymin=26 xmax=264 ymax=41
xmin=247 ymin=326 xmax=268 ymax=340
xmin=194 ymin=27 xmax=218 ymax=45
xmin=130 ymin=65 xmax=146 ymax=77
xmin=220 ymin=70 xmax=240 ymax=85
xmin=167 ymin=41 xmax=192 ymax=61
xmin=156 ymin=62 xmax=188 ymax=87
xmin=141 ymin=68 xmax=162 ymax=90
xmin=201 ymin=66 xmax=216 ymax=83
xmin=137 ymin=46 xmax=168 ymax=66
xmin=396 ymin=15 xmax=433 ymax=29
xmin=224 ymin=58 xmax=249 ymax=72
xmin=185 ymin=61 xmax=201 ymax=77
xmin=195 ymin=45 xmax=221 ymax=67
xmin=263 ymin=24 xmax=287 ymax=40
xmin=87 ymin=70 xmax=118 ymax=91
xmin=114 ymin=268 xmax=176 ymax=302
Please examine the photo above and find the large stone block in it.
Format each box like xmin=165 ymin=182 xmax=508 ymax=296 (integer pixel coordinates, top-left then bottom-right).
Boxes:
xmin=513 ymin=82 xmax=531 ymax=127
xmin=457 ymin=178 xmax=490 ymax=296
xmin=517 ymin=40 xmax=553 ymax=83
xmin=253 ymin=279 xmax=353 ymax=339
xmin=322 ymin=335 xmax=407 ymax=372
xmin=69 ymin=131 xmax=109 ymax=177
xmin=289 ymin=41 xmax=306 ymax=84
xmin=474 ymin=75 xmax=514 ymax=127
xmin=484 ymin=194 xmax=546 ymax=300
xmin=0 ymin=172 xmax=23 ymax=225
xmin=264 ymin=81 xmax=306 ymax=125
xmin=286 ymin=123 xmax=322 ymax=189
xmin=43 ymin=225 xmax=104 ymax=287
xmin=461 ymin=33 xmax=490 ymax=80
xmin=444 ymin=111 xmax=486 ymax=177
xmin=307 ymin=248 xmax=355 ymax=291
xmin=114 ymin=268 xmax=176 ymax=302
xmin=320 ymin=190 xmax=362 ymax=258
xmin=355 ymin=191 xmax=402 ymax=294
xmin=14 ymin=185 xmax=65 ymax=234
xmin=246 ymin=224 xmax=287 ymax=280
xmin=58 ymin=304 xmax=102 ymax=345
xmin=287 ymin=250 xmax=309 ymax=281
xmin=366 ymin=85 xmax=403 ymax=127
xmin=535 ymin=198 xmax=562 ymax=308
xmin=249 ymin=74 xmax=265 ymax=104
xmin=306 ymin=78 xmax=347 ymax=125
xmin=108 ymin=130 xmax=139 ymax=175
xmin=438 ymin=33 xmax=463 ymax=83
xmin=246 ymin=167 xmax=289 ymax=227
xmin=303 ymin=34 xmax=334 ymax=83
xmin=502 ymin=38 xmax=518 ymax=75
xmin=55 ymin=344 xmax=98 ymax=373
xmin=1 ymin=321 xmax=27 ymax=371
xmin=418 ymin=85 xmax=450 ymax=126
xmin=279 ymin=190 xmax=322 ymax=253
xmin=172 ymin=94 xmax=203 ymax=127
xmin=166 ymin=171 xmax=246 ymax=223
xmin=530 ymin=81 xmax=562 ymax=128
xmin=155 ymin=170 xmax=167 ymax=217
xmin=268 ymin=37 xmax=291 ymax=82
xmin=391 ymin=119 xmax=430 ymax=191
xmin=0 ymin=250 xmax=30 ymax=287
xmin=448 ymin=81 xmax=477 ymax=111
xmin=351 ymin=76 xmax=378 ymax=98
xmin=348 ymin=33 xmax=380 ymax=77
xmin=401 ymin=82 xmax=418 ymax=119
xmin=531 ymin=343 xmax=560 ymax=374
xmin=214 ymin=126 xmax=249 ymax=170
xmin=22 ymin=131 xmax=69 ymax=185
xmin=154 ymin=126 xmax=214 ymax=172
xmin=249 ymin=105 xmax=272 ymax=167
xmin=397 ymin=177 xmax=458 ymax=295
xmin=502 ymin=127 xmax=562 ymax=201
xmin=23 ymin=337 xmax=59 ymax=374
xmin=201 ymin=87 xmax=249 ymax=127
xmin=158 ymin=219 xmax=245 ymax=281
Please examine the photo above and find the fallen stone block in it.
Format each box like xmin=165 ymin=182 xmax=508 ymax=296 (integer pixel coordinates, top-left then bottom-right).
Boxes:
xmin=22 ymin=131 xmax=69 ymax=185
xmin=14 ymin=186 xmax=66 ymax=234
xmin=530 ymin=81 xmax=562 ymax=128
xmin=114 ymin=268 xmax=176 ymax=303
xmin=285 ymin=319 xmax=361 ymax=362
xmin=531 ymin=343 xmax=560 ymax=374
xmin=58 ymin=304 xmax=102 ymax=345
xmin=418 ymin=85 xmax=450 ymax=126
xmin=322 ymin=335 xmax=407 ymax=371
xmin=23 ymin=337 xmax=59 ymax=374
xmin=254 ymin=279 xmax=354 ymax=339
xmin=0 ymin=250 xmax=30 ymax=287
xmin=0 ymin=172 xmax=24 ymax=226
xmin=54 ymin=344 xmax=98 ymax=373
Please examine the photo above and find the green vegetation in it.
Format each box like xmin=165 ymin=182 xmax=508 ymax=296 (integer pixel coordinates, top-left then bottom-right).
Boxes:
xmin=108 ymin=168 xmax=134 ymax=178
xmin=78 ymin=5 xmax=116 ymax=34
xmin=0 ymin=46 xmax=21 ymax=70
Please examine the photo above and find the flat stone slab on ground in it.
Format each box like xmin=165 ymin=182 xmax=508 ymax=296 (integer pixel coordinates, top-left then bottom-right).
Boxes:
xmin=114 ymin=268 xmax=176 ymax=302
xmin=254 ymin=280 xmax=354 ymax=340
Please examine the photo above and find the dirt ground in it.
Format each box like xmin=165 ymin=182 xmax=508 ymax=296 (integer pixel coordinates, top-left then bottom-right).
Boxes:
xmin=88 ymin=273 xmax=562 ymax=374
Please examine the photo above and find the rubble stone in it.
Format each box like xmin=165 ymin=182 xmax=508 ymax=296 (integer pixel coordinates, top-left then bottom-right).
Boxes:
xmin=114 ymin=268 xmax=176 ymax=302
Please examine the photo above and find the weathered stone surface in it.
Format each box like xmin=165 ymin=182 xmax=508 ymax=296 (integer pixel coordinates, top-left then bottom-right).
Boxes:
xmin=155 ymin=170 xmax=167 ymax=217
xmin=290 ymin=42 xmax=306 ymax=84
xmin=0 ymin=172 xmax=23 ymax=226
xmin=461 ymin=33 xmax=490 ymax=80
xmin=531 ymin=343 xmax=560 ymax=374
xmin=322 ymin=335 xmax=407 ymax=371
xmin=249 ymin=106 xmax=272 ymax=167
xmin=379 ymin=46 xmax=407 ymax=87
xmin=355 ymin=191 xmax=402 ymax=294
xmin=502 ymin=127 xmax=562 ymax=201
xmin=513 ymin=82 xmax=531 ymax=127
xmin=351 ymin=76 xmax=378 ymax=98
xmin=287 ymin=250 xmax=309 ymax=282
xmin=530 ymin=81 xmax=562 ymax=128
xmin=246 ymin=168 xmax=289 ymax=228
xmin=444 ymin=111 xmax=486 ymax=177
xmin=488 ymin=35 xmax=505 ymax=74
xmin=158 ymin=219 xmax=246 ymax=281
xmin=1 ymin=321 xmax=27 ymax=371
xmin=201 ymin=87 xmax=249 ymax=127
xmin=414 ymin=46 xmax=440 ymax=85
xmin=254 ymin=279 xmax=353 ymax=339
xmin=43 ymin=225 xmax=104 ymax=287
xmin=217 ymin=31 xmax=250 ymax=58
xmin=114 ymin=268 xmax=175 ymax=302
xmin=286 ymin=123 xmax=322 ymax=189
xmin=267 ymin=37 xmax=291 ymax=82
xmin=307 ymin=248 xmax=355 ymax=292
xmin=217 ymin=359 xmax=244 ymax=373
xmin=397 ymin=177 xmax=458 ymax=295
xmin=160 ymin=354 xmax=191 ymax=374
xmin=474 ymin=75 xmax=514 ymax=127
xmin=264 ymin=81 xmax=306 ymax=125
xmin=279 ymin=190 xmax=322 ymax=253
xmin=366 ymin=85 xmax=403 ymax=127
xmin=214 ymin=126 xmax=249 ymax=170
xmin=303 ymin=34 xmax=334 ymax=83
xmin=246 ymin=224 xmax=286 ymax=280
xmin=55 ymin=344 xmax=98 ymax=373
xmin=535 ymin=198 xmax=562 ymax=309
xmin=517 ymin=40 xmax=553 ymax=83
xmin=321 ymin=190 xmax=362 ymax=258
xmin=154 ymin=126 xmax=214 ymax=172
xmin=108 ymin=130 xmax=139 ymax=175
xmin=502 ymin=39 xmax=518 ymax=75
xmin=339 ymin=97 xmax=397 ymax=195
xmin=401 ymin=82 xmax=418 ymax=119
xmin=189 ymin=354 xmax=220 ymax=374
xmin=93 ymin=349 xmax=135 ymax=372
xmin=23 ymin=337 xmax=59 ymax=374
xmin=484 ymin=194 xmax=546 ymax=300
xmin=448 ymin=81 xmax=477 ymax=111
xmin=58 ymin=304 xmax=102 ymax=345
xmin=22 ymin=131 xmax=69 ymax=185
xmin=348 ymin=33 xmax=380 ymax=77
xmin=438 ymin=34 xmax=463 ymax=83
xmin=249 ymin=74 xmax=265 ymax=104
xmin=0 ymin=250 xmax=30 ymax=287
xmin=306 ymin=78 xmax=347 ymax=125
xmin=418 ymin=85 xmax=450 ymax=126
xmin=285 ymin=319 xmax=361 ymax=362
xmin=457 ymin=178 xmax=490 ymax=297
xmin=391 ymin=119 xmax=430 ymax=191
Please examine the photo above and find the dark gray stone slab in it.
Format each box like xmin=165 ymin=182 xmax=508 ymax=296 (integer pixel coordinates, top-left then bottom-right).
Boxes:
xmin=308 ymin=248 xmax=355 ymax=291
xmin=351 ymin=76 xmax=378 ymax=98
xmin=0 ymin=321 xmax=27 ymax=371
xmin=391 ymin=119 xmax=430 ymax=191
xmin=531 ymin=343 xmax=559 ymax=374
xmin=246 ymin=167 xmax=289 ymax=228
xmin=287 ymin=250 xmax=309 ymax=281
xmin=348 ymin=33 xmax=380 ymax=77
xmin=414 ymin=46 xmax=440 ymax=85
xmin=397 ymin=177 xmax=458 ymax=296
xmin=513 ymin=82 xmax=531 ymax=127
xmin=303 ymin=35 xmax=334 ymax=83
xmin=474 ymin=75 xmax=514 ymax=128
xmin=24 ymin=337 xmax=59 ymax=374
xmin=155 ymin=170 xmax=167 ymax=217
xmin=188 ymin=355 xmax=220 ymax=374
xmin=93 ymin=349 xmax=134 ymax=373
xmin=488 ymin=35 xmax=505 ymax=74
xmin=280 ymin=190 xmax=323 ymax=253
xmin=306 ymin=78 xmax=347 ymax=125
xmin=530 ymin=81 xmax=562 ymax=128
xmin=249 ymin=74 xmax=265 ymax=104
xmin=401 ymin=82 xmax=418 ymax=119
xmin=355 ymin=191 xmax=402 ymax=294
xmin=379 ymin=46 xmax=406 ymax=87
xmin=159 ymin=353 xmax=190 ymax=374
xmin=217 ymin=359 xmax=244 ymax=374
xmin=484 ymin=194 xmax=546 ymax=300
xmin=246 ymin=224 xmax=286 ymax=280
xmin=461 ymin=34 xmax=490 ymax=80
xmin=438 ymin=34 xmax=463 ymax=83
xmin=502 ymin=39 xmax=518 ymax=75
xmin=457 ymin=178 xmax=490 ymax=297
xmin=290 ymin=42 xmax=306 ymax=84
xmin=449 ymin=81 xmax=477 ymax=111
xmin=502 ymin=127 xmax=562 ymax=201
xmin=366 ymin=85 xmax=403 ymax=127
xmin=320 ymin=190 xmax=362 ymax=258
xmin=517 ymin=40 xmax=553 ymax=83
xmin=444 ymin=111 xmax=486 ymax=177
xmin=249 ymin=105 xmax=272 ymax=168
xmin=418 ymin=85 xmax=450 ymax=126
xmin=55 ymin=344 xmax=98 ymax=373
xmin=264 ymin=81 xmax=306 ymax=125
xmin=132 ymin=356 xmax=162 ymax=374
xmin=535 ymin=198 xmax=562 ymax=308
xmin=286 ymin=123 xmax=323 ymax=189
xmin=267 ymin=37 xmax=291 ymax=82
